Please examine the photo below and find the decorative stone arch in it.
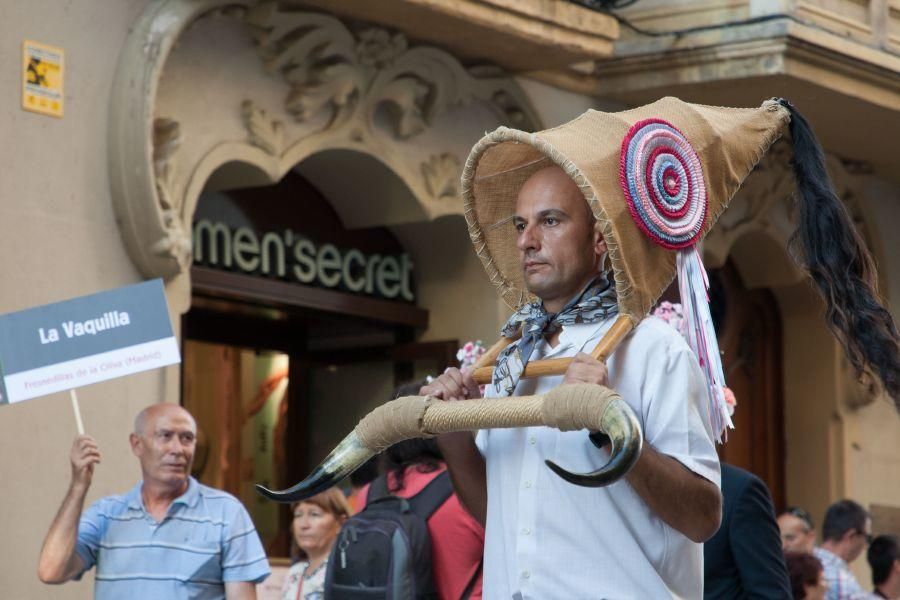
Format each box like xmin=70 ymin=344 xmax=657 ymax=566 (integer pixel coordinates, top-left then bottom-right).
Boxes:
xmin=704 ymin=139 xmax=884 ymax=295
xmin=701 ymin=139 xmax=888 ymax=516
xmin=704 ymin=139 xmax=885 ymax=410
xmin=108 ymin=0 xmax=542 ymax=312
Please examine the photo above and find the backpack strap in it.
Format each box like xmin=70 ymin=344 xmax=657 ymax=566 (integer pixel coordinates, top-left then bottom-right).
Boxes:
xmin=366 ymin=474 xmax=390 ymax=504
xmin=407 ymin=470 xmax=453 ymax=520
xmin=460 ymin=559 xmax=483 ymax=600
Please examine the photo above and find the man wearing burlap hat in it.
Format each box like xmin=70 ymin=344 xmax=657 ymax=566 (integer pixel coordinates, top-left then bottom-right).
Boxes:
xmin=259 ymin=97 xmax=899 ymax=598
xmin=421 ymin=97 xmax=900 ymax=598
xmin=423 ymin=157 xmax=722 ymax=599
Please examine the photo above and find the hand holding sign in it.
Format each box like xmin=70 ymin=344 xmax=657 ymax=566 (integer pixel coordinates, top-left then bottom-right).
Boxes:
xmin=70 ymin=435 xmax=101 ymax=491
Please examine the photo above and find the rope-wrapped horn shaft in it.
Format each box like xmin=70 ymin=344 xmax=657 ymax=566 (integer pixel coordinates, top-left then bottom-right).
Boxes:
xmin=355 ymin=384 xmax=619 ymax=450
xmin=258 ymin=384 xmax=641 ymax=503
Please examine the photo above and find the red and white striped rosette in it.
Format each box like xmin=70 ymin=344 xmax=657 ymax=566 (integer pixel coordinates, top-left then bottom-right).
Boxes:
xmin=620 ymin=119 xmax=733 ymax=441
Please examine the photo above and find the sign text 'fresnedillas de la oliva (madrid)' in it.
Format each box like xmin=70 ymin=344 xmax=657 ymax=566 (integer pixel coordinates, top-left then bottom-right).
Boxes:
xmin=192 ymin=220 xmax=415 ymax=302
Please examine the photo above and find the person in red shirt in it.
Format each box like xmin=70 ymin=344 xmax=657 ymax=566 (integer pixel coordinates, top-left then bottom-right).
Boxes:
xmin=358 ymin=384 xmax=484 ymax=600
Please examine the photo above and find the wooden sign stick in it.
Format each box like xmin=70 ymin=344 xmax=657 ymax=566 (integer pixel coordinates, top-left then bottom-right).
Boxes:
xmin=70 ymin=389 xmax=85 ymax=435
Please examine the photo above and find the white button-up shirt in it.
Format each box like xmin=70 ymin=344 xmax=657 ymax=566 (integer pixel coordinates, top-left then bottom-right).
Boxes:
xmin=476 ymin=315 xmax=721 ymax=599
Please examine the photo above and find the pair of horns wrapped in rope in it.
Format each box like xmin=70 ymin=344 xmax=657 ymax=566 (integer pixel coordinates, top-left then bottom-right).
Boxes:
xmin=257 ymin=97 xmax=900 ymax=503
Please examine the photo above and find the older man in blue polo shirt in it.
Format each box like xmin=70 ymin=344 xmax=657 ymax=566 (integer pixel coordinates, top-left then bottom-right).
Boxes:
xmin=38 ymin=403 xmax=270 ymax=599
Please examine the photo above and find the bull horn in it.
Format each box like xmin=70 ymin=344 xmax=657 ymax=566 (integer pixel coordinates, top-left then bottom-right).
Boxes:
xmin=544 ymin=395 xmax=642 ymax=486
xmin=255 ymin=393 xmax=433 ymax=503
xmin=257 ymin=384 xmax=644 ymax=503
xmin=255 ymin=432 xmax=375 ymax=502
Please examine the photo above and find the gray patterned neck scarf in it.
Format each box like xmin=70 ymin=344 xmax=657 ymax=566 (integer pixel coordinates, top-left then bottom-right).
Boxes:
xmin=491 ymin=270 xmax=619 ymax=397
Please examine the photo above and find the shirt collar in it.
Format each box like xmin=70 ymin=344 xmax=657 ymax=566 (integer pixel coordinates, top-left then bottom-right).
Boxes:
xmin=174 ymin=477 xmax=200 ymax=508
xmin=125 ymin=481 xmax=144 ymax=510
xmin=815 ymin=547 xmax=848 ymax=568
xmin=126 ymin=477 xmax=200 ymax=511
xmin=544 ymin=315 xmax=617 ymax=359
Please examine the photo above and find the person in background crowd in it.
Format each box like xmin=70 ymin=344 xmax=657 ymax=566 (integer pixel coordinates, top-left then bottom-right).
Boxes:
xmin=281 ymin=488 xmax=350 ymax=600
xmin=780 ymin=506 xmax=818 ymax=554
xmin=37 ymin=403 xmax=270 ymax=599
xmin=345 ymin=456 xmax=378 ymax=515
xmin=868 ymin=535 xmax=900 ymax=599
xmin=787 ymin=551 xmax=829 ymax=600
xmin=704 ymin=462 xmax=792 ymax=598
xmin=814 ymin=499 xmax=874 ymax=600
xmin=358 ymin=382 xmax=484 ymax=600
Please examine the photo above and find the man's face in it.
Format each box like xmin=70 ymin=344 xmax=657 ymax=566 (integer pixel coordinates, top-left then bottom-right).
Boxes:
xmin=513 ymin=166 xmax=606 ymax=312
xmin=778 ymin=513 xmax=816 ymax=553
xmin=131 ymin=406 xmax=196 ymax=490
xmin=848 ymin=518 xmax=872 ymax=562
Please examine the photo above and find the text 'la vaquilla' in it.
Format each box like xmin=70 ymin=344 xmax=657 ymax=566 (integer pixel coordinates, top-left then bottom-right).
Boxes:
xmin=39 ymin=311 xmax=131 ymax=344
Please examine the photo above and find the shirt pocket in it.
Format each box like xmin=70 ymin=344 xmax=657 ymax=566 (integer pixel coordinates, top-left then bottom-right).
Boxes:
xmin=179 ymin=536 xmax=223 ymax=584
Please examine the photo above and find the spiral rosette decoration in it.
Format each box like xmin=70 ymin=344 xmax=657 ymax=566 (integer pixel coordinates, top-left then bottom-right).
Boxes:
xmin=620 ymin=118 xmax=731 ymax=441
xmin=619 ymin=119 xmax=708 ymax=250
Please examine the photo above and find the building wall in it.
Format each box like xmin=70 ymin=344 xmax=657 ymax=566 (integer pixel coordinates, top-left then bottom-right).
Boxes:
xmin=0 ymin=1 xmax=167 ymax=599
xmin=0 ymin=2 xmax=584 ymax=597
xmin=842 ymin=177 xmax=900 ymax=584
xmin=1 ymin=0 xmax=897 ymax=598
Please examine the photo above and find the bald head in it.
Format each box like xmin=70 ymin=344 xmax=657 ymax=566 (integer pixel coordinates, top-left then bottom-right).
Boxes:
xmin=130 ymin=404 xmax=197 ymax=493
xmin=133 ymin=404 xmax=196 ymax=437
xmin=518 ymin=166 xmax=594 ymax=224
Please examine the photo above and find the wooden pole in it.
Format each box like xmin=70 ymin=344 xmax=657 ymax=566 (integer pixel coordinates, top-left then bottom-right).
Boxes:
xmin=472 ymin=314 xmax=635 ymax=385
xmin=70 ymin=389 xmax=85 ymax=435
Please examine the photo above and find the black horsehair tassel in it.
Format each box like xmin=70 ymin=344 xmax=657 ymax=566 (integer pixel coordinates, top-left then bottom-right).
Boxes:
xmin=777 ymin=98 xmax=900 ymax=410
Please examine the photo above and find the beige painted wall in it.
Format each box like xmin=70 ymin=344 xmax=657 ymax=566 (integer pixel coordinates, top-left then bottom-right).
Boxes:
xmin=1 ymin=0 xmax=897 ymax=598
xmin=0 ymin=1 xmax=173 ymax=599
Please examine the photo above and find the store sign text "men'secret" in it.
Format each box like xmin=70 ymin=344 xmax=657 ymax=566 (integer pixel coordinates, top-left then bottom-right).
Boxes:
xmin=193 ymin=220 xmax=415 ymax=302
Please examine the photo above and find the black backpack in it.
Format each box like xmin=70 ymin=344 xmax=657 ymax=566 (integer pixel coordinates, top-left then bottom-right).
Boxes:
xmin=323 ymin=471 xmax=453 ymax=600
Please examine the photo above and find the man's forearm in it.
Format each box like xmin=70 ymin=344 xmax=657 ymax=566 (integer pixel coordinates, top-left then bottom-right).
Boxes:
xmin=625 ymin=444 xmax=721 ymax=543
xmin=225 ymin=581 xmax=257 ymax=599
xmin=436 ymin=431 xmax=487 ymax=526
xmin=37 ymin=483 xmax=88 ymax=583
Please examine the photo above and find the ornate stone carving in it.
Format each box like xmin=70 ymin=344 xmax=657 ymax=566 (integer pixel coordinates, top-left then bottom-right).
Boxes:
xmin=244 ymin=3 xmax=537 ymax=141
xmin=151 ymin=118 xmax=192 ymax=269
xmin=716 ymin=141 xmax=794 ymax=236
xmin=702 ymin=141 xmax=881 ymax=411
xmin=108 ymin=0 xmax=249 ymax=286
xmin=705 ymin=140 xmax=875 ymax=275
xmin=153 ymin=117 xmax=182 ymax=212
xmin=842 ymin=357 xmax=882 ymax=410
xmin=108 ymin=0 xmax=541 ymax=306
xmin=421 ymin=153 xmax=461 ymax=199
xmin=242 ymin=100 xmax=284 ymax=156
xmin=491 ymin=89 xmax=530 ymax=129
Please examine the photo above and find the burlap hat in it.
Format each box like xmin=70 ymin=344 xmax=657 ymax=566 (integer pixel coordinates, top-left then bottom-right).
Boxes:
xmin=461 ymin=97 xmax=791 ymax=321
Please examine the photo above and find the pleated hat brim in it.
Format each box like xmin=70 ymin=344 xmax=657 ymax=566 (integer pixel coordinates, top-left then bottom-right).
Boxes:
xmin=461 ymin=97 xmax=791 ymax=319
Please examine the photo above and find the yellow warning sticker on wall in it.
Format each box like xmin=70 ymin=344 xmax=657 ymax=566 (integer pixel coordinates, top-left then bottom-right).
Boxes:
xmin=22 ymin=40 xmax=64 ymax=118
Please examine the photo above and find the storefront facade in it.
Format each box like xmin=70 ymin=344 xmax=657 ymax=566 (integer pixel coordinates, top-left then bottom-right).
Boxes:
xmin=1 ymin=0 xmax=897 ymax=597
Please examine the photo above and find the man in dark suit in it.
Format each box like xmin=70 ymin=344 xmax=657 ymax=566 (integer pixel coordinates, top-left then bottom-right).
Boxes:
xmin=704 ymin=463 xmax=792 ymax=599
